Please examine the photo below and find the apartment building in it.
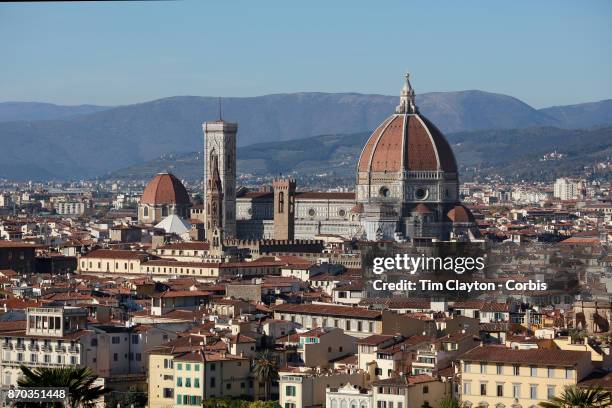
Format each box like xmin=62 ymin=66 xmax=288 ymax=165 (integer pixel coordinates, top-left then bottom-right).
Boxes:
xmin=273 ymin=303 xmax=383 ymax=338
xmin=148 ymin=340 xmax=252 ymax=408
xmin=372 ymin=375 xmax=449 ymax=408
xmin=78 ymin=249 xmax=151 ymax=276
xmin=54 ymin=201 xmax=88 ymax=216
xmin=1 ymin=307 xmax=93 ymax=388
xmin=356 ymin=334 xmax=429 ymax=381
xmin=280 ymin=367 xmax=366 ymax=408
xmin=154 ymin=242 xmax=211 ymax=262
xmin=459 ymin=346 xmax=592 ymax=407
xmin=295 ymin=327 xmax=357 ymax=368
xmin=411 ymin=331 xmax=480 ymax=376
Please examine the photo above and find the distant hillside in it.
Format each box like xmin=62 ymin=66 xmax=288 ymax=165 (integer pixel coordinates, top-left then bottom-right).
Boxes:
xmin=0 ymin=102 xmax=110 ymax=122
xmin=0 ymin=92 xmax=610 ymax=180
xmin=107 ymin=126 xmax=612 ymax=184
xmin=539 ymin=99 xmax=612 ymax=128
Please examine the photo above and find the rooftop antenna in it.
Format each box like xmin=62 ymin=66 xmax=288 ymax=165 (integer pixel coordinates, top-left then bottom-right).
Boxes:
xmin=218 ymin=97 xmax=223 ymax=121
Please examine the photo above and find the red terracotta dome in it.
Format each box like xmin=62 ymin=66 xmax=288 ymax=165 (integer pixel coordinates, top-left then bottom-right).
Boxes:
xmin=141 ymin=173 xmax=190 ymax=205
xmin=357 ymin=114 xmax=457 ymax=173
xmin=413 ymin=203 xmax=432 ymax=215
xmin=446 ymin=204 xmax=475 ymax=223
xmin=357 ymin=74 xmax=457 ymax=174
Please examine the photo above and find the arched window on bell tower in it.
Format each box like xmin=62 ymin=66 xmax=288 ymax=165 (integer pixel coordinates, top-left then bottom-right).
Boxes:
xmin=278 ymin=191 xmax=284 ymax=213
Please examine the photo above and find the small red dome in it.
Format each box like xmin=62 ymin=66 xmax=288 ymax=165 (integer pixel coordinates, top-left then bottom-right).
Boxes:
xmin=141 ymin=173 xmax=190 ymax=205
xmin=413 ymin=203 xmax=432 ymax=215
xmin=446 ymin=204 xmax=475 ymax=223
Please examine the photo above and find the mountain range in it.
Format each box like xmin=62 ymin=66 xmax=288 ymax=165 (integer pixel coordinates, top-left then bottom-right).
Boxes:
xmin=109 ymin=125 xmax=612 ymax=184
xmin=0 ymin=92 xmax=610 ymax=180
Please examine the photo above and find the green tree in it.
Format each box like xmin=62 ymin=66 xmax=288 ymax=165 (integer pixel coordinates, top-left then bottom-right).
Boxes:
xmin=15 ymin=365 xmax=108 ymax=408
xmin=105 ymin=390 xmax=148 ymax=408
xmin=438 ymin=397 xmax=464 ymax=408
xmin=568 ymin=328 xmax=586 ymax=344
xmin=539 ymin=385 xmax=611 ymax=408
xmin=249 ymin=401 xmax=281 ymax=408
xmin=251 ymin=350 xmax=279 ymax=400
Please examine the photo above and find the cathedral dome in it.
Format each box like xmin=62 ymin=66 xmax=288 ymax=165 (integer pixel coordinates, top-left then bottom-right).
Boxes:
xmin=141 ymin=172 xmax=191 ymax=205
xmin=357 ymin=74 xmax=457 ymax=174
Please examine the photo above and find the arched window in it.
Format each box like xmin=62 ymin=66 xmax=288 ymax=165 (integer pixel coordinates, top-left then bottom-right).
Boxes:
xmin=162 ymin=206 xmax=168 ymax=217
xmin=278 ymin=192 xmax=285 ymax=213
xmin=143 ymin=206 xmax=149 ymax=217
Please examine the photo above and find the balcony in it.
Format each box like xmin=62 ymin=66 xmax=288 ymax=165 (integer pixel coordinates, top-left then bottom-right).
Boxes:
xmin=55 ymin=346 xmax=66 ymax=353
xmin=1 ymin=343 xmax=12 ymax=350
xmin=41 ymin=344 xmax=52 ymax=351
xmin=68 ymin=346 xmax=79 ymax=353
xmin=15 ymin=343 xmax=25 ymax=351
xmin=27 ymin=344 xmax=39 ymax=351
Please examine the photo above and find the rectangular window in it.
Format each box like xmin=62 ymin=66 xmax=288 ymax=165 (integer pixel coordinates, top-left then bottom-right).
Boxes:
xmin=548 ymin=367 xmax=554 ymax=378
xmin=210 ymin=377 xmax=216 ymax=387
xmin=194 ymin=364 xmax=200 ymax=372
xmin=496 ymin=364 xmax=502 ymax=374
xmin=185 ymin=378 xmax=191 ymax=388
xmin=480 ymin=383 xmax=486 ymax=396
xmin=464 ymin=363 xmax=470 ymax=373
xmin=513 ymin=384 xmax=521 ymax=399
xmin=195 ymin=378 xmax=200 ymax=388
xmin=530 ymin=366 xmax=537 ymax=377
xmin=177 ymin=363 xmax=182 ymax=370
xmin=177 ymin=394 xmax=182 ymax=405
xmin=286 ymin=386 xmax=296 ymax=396
xmin=111 ymin=336 xmax=120 ymax=344
xmin=565 ymin=368 xmax=573 ymax=379
xmin=186 ymin=364 xmax=191 ymax=371
xmin=547 ymin=386 xmax=555 ymax=399
xmin=480 ymin=363 xmax=486 ymax=374
xmin=513 ymin=365 xmax=520 ymax=375
xmin=496 ymin=384 xmax=503 ymax=397
xmin=463 ymin=382 xmax=471 ymax=396
xmin=177 ymin=377 xmax=182 ymax=387
xmin=530 ymin=384 xmax=537 ymax=399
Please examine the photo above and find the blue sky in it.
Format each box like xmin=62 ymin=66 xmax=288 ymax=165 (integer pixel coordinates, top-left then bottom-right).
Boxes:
xmin=1 ymin=0 xmax=610 ymax=107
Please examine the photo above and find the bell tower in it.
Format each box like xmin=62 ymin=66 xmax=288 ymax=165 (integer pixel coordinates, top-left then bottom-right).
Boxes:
xmin=203 ymin=119 xmax=237 ymax=237
xmin=273 ymin=178 xmax=296 ymax=241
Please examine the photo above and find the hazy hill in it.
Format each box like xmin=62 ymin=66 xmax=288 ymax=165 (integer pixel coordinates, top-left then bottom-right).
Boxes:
xmin=0 ymin=102 xmax=110 ymax=122
xmin=539 ymin=99 xmax=612 ymax=128
xmin=108 ymin=125 xmax=612 ymax=184
xmin=0 ymin=92 xmax=610 ymax=180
